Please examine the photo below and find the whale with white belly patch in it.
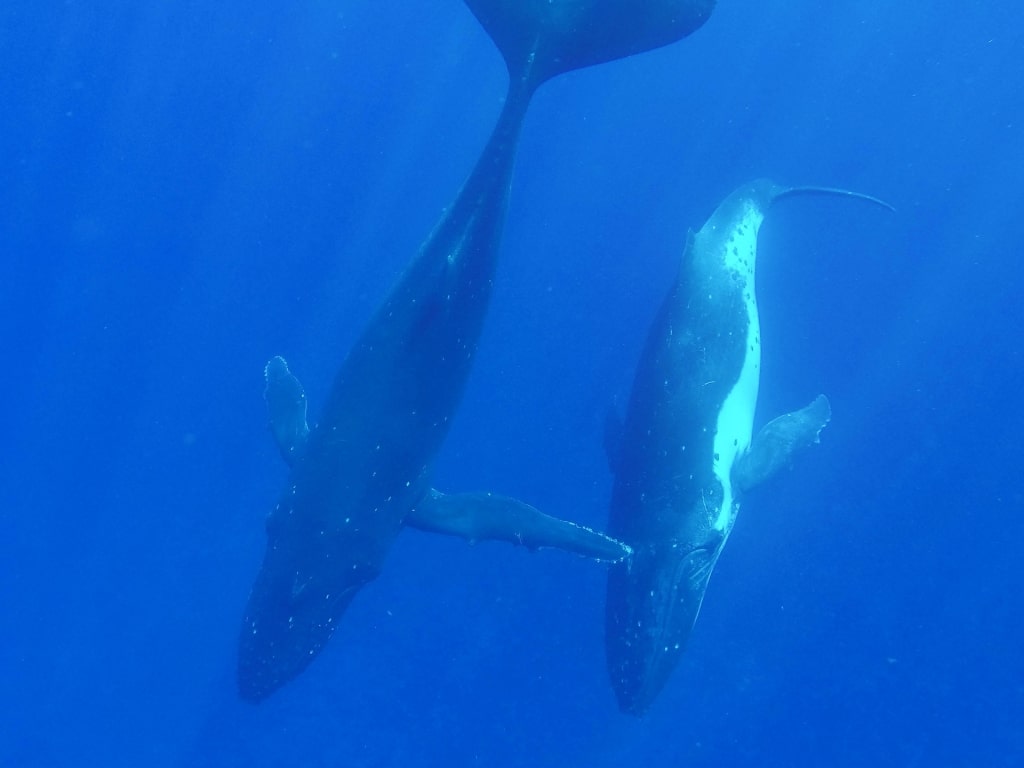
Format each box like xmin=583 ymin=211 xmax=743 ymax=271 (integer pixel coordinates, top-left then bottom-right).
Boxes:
xmin=603 ymin=179 xmax=893 ymax=715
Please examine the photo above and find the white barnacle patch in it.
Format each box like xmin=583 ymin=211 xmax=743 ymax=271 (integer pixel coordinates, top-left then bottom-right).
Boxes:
xmin=711 ymin=202 xmax=765 ymax=533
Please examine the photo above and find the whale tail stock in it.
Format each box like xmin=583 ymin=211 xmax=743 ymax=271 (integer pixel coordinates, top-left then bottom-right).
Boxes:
xmin=417 ymin=0 xmax=719 ymax=303
xmin=463 ymin=0 xmax=717 ymax=91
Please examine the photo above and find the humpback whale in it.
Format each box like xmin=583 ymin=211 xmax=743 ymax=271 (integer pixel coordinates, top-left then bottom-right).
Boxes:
xmin=238 ymin=0 xmax=717 ymax=701
xmin=604 ymin=179 xmax=893 ymax=715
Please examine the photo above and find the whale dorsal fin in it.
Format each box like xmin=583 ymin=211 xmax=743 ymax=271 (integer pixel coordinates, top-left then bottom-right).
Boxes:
xmin=264 ymin=356 xmax=310 ymax=466
xmin=462 ymin=0 xmax=716 ymax=87
xmin=407 ymin=489 xmax=631 ymax=562
xmin=733 ymin=394 xmax=832 ymax=494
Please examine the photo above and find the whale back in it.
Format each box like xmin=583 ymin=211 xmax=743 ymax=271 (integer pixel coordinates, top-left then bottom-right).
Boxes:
xmin=463 ymin=0 xmax=716 ymax=86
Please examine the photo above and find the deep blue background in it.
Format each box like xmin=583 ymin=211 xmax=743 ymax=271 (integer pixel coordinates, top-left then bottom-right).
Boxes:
xmin=2 ymin=1 xmax=1021 ymax=766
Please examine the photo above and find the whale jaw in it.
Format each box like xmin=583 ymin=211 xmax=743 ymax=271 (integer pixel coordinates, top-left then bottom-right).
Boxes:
xmin=237 ymin=525 xmax=380 ymax=702
xmin=606 ymin=540 xmax=722 ymax=715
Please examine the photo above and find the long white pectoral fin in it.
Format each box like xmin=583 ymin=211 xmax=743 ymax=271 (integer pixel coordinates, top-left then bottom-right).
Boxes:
xmin=733 ymin=394 xmax=832 ymax=493
xmin=263 ymin=356 xmax=310 ymax=466
xmin=407 ymin=489 xmax=632 ymax=563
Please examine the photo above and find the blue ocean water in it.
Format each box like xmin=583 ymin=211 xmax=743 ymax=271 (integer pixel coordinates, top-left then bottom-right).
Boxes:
xmin=2 ymin=1 xmax=1021 ymax=765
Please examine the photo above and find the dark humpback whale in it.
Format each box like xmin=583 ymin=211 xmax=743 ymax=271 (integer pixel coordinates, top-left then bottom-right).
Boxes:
xmin=603 ymin=179 xmax=893 ymax=715
xmin=238 ymin=0 xmax=717 ymax=702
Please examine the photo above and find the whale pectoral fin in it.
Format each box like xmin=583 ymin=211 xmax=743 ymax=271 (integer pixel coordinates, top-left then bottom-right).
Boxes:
xmin=407 ymin=489 xmax=631 ymax=563
xmin=263 ymin=356 xmax=310 ymax=466
xmin=733 ymin=394 xmax=832 ymax=494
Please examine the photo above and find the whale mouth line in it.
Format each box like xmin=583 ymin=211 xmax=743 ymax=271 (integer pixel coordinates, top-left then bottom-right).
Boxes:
xmin=612 ymin=539 xmax=724 ymax=715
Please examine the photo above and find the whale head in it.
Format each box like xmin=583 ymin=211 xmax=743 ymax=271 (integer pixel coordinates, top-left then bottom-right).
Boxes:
xmin=237 ymin=499 xmax=391 ymax=702
xmin=605 ymin=534 xmax=725 ymax=715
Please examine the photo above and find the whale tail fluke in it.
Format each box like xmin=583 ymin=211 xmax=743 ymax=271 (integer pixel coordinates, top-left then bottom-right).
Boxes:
xmin=462 ymin=0 xmax=716 ymax=88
